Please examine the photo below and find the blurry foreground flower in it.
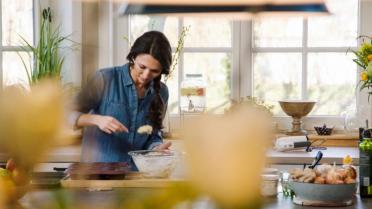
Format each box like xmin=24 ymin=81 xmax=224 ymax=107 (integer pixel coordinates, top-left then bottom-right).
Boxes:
xmin=0 ymin=80 xmax=65 ymax=205
xmin=183 ymin=105 xmax=273 ymax=208
xmin=0 ymin=80 xmax=64 ymax=169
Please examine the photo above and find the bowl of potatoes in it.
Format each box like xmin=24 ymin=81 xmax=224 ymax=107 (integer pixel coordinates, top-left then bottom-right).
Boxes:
xmin=289 ymin=164 xmax=357 ymax=206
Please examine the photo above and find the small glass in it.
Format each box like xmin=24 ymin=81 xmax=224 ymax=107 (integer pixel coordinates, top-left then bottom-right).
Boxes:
xmin=280 ymin=172 xmax=294 ymax=198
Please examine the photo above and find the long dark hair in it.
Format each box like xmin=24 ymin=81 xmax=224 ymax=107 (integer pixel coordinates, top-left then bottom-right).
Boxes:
xmin=126 ymin=31 xmax=172 ymax=130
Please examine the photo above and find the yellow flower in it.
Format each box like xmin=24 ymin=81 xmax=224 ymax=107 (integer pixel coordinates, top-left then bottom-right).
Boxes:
xmin=368 ymin=54 xmax=372 ymax=61
xmin=0 ymin=80 xmax=64 ymax=169
xmin=343 ymin=155 xmax=353 ymax=165
xmin=361 ymin=71 xmax=369 ymax=81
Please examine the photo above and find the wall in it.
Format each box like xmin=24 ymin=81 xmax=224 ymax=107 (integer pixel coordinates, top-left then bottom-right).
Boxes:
xmin=49 ymin=0 xmax=82 ymax=87
xmin=81 ymin=1 xmax=99 ymax=85
xmin=58 ymin=0 xmax=129 ymax=86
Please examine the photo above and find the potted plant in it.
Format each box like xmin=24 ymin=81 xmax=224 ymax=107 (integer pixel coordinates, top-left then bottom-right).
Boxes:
xmin=18 ymin=7 xmax=76 ymax=85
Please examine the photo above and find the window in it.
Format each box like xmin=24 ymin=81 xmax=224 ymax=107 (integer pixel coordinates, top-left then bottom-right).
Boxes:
xmin=252 ymin=0 xmax=359 ymax=117
xmin=120 ymin=0 xmax=360 ymax=131
xmin=129 ymin=16 xmax=233 ymax=114
xmin=0 ymin=0 xmax=34 ymax=88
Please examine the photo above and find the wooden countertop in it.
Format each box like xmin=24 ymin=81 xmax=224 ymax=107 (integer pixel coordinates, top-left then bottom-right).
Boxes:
xmin=60 ymin=177 xmax=185 ymax=189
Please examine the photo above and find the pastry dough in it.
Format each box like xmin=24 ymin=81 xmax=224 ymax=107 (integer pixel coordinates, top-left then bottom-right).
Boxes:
xmin=137 ymin=125 xmax=153 ymax=134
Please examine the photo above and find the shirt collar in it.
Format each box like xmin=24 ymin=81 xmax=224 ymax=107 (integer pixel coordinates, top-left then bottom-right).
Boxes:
xmin=123 ymin=63 xmax=133 ymax=86
xmin=123 ymin=63 xmax=156 ymax=95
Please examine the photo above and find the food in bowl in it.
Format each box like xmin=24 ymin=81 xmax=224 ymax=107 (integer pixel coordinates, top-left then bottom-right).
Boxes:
xmin=128 ymin=150 xmax=178 ymax=178
xmin=289 ymin=164 xmax=357 ymax=205
xmin=290 ymin=164 xmax=356 ymax=184
xmin=314 ymin=124 xmax=333 ymax=135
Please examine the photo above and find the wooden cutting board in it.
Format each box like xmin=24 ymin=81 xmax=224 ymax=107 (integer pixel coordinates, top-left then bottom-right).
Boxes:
xmin=60 ymin=172 xmax=185 ymax=189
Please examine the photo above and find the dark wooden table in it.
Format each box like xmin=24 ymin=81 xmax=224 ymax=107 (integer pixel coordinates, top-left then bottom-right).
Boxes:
xmin=8 ymin=189 xmax=372 ymax=209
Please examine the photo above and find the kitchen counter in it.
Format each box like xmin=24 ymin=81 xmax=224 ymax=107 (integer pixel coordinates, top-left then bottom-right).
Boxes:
xmin=1 ymin=143 xmax=360 ymax=165
xmin=267 ymin=147 xmax=359 ymax=165
xmin=12 ymin=189 xmax=372 ymax=209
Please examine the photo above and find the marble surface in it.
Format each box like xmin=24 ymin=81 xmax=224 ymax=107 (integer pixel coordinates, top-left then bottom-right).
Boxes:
xmin=267 ymin=147 xmax=359 ymax=165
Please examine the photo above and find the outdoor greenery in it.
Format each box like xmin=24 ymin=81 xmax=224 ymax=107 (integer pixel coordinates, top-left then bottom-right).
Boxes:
xmin=165 ymin=26 xmax=189 ymax=82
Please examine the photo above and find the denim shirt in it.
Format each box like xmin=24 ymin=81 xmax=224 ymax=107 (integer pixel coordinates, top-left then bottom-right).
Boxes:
xmin=73 ymin=64 xmax=168 ymax=166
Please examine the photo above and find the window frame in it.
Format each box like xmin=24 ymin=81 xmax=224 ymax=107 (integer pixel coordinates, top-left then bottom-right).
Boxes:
xmin=247 ymin=15 xmax=361 ymax=131
xmin=111 ymin=1 xmax=364 ymax=133
xmin=0 ymin=0 xmax=39 ymax=89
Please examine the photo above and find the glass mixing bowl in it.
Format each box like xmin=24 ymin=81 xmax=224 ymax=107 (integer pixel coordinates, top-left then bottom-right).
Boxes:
xmin=128 ymin=150 xmax=179 ymax=178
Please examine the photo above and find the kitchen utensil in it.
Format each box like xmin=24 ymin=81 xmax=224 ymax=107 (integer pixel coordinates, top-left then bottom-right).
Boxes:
xmin=275 ymin=135 xmax=312 ymax=152
xmin=308 ymin=151 xmax=323 ymax=169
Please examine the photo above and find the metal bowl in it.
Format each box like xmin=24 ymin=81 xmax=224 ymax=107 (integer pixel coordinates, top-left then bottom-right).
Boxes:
xmin=128 ymin=150 xmax=179 ymax=178
xmin=289 ymin=181 xmax=357 ymax=203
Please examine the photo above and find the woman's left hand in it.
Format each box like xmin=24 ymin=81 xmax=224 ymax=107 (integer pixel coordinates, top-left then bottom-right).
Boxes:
xmin=153 ymin=141 xmax=172 ymax=151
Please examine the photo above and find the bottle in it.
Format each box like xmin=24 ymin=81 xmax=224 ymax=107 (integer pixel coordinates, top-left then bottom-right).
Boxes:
xmin=359 ymin=120 xmax=372 ymax=198
xmin=180 ymin=74 xmax=206 ymax=112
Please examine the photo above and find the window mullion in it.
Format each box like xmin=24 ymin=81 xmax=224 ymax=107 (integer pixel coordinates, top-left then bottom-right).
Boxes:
xmin=240 ymin=20 xmax=252 ymax=98
xmin=302 ymin=18 xmax=308 ymax=100
xmin=0 ymin=0 xmax=2 ymax=89
xmin=232 ymin=21 xmax=240 ymax=101
xmin=178 ymin=18 xmax=184 ymax=116
xmin=182 ymin=47 xmax=231 ymax=53
xmin=2 ymin=46 xmax=32 ymax=52
xmin=253 ymin=47 xmax=302 ymax=52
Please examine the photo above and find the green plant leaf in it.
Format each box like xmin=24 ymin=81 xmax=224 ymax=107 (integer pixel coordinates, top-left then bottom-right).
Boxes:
xmin=17 ymin=6 xmax=79 ymax=85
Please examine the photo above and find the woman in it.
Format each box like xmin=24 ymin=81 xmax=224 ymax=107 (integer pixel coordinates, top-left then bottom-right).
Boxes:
xmin=71 ymin=31 xmax=172 ymax=166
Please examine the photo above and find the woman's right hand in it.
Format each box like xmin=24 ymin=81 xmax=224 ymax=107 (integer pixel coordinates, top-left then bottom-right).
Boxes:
xmin=94 ymin=115 xmax=128 ymax=134
xmin=76 ymin=114 xmax=128 ymax=134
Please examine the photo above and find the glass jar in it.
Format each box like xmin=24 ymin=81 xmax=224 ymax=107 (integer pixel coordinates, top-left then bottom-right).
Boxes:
xmin=261 ymin=174 xmax=279 ymax=197
xmin=343 ymin=105 xmax=368 ymax=135
xmin=180 ymin=74 xmax=206 ymax=112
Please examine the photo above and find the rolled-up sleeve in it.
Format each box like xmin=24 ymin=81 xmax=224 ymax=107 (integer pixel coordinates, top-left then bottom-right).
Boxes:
xmin=146 ymin=130 xmax=164 ymax=150
xmin=68 ymin=71 xmax=105 ymax=129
